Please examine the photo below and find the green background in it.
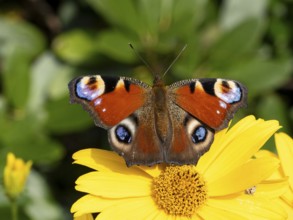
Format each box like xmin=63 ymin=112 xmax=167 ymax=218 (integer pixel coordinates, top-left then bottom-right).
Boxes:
xmin=0 ymin=0 xmax=292 ymax=219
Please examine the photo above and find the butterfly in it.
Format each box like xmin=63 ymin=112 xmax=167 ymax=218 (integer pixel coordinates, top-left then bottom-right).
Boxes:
xmin=68 ymin=74 xmax=247 ymax=166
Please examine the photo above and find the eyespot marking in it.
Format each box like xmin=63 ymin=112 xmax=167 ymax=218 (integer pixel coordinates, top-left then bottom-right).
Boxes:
xmin=109 ymin=116 xmax=137 ymax=153
xmin=191 ymin=126 xmax=207 ymax=144
xmin=115 ymin=125 xmax=132 ymax=144
xmin=75 ymin=76 xmax=105 ymax=101
xmin=88 ymin=76 xmax=97 ymax=85
xmin=184 ymin=115 xmax=214 ymax=155
xmin=214 ymin=79 xmax=242 ymax=104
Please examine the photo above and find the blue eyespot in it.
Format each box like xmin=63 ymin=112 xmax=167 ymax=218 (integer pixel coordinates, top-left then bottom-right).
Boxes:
xmin=191 ymin=126 xmax=207 ymax=144
xmin=115 ymin=125 xmax=132 ymax=144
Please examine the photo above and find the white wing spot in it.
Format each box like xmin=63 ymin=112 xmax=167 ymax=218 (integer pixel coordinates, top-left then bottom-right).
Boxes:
xmin=94 ymin=98 xmax=102 ymax=106
xmin=215 ymin=80 xmax=241 ymax=104
xmin=219 ymin=100 xmax=227 ymax=109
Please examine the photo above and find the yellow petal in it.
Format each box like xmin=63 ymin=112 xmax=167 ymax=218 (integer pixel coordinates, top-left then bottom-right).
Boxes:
xmin=177 ymin=216 xmax=197 ymax=220
xmin=254 ymin=150 xmax=285 ymax=180
xmin=207 ymin=195 xmax=287 ymax=219
xmin=96 ymin=196 xmax=159 ymax=220
xmin=136 ymin=164 xmax=165 ymax=178
xmin=256 ymin=178 xmax=289 ymax=198
xmin=74 ymin=213 xmax=94 ymax=220
xmin=151 ymin=210 xmax=174 ymax=220
xmin=72 ymin=195 xmax=134 ymax=217
xmin=278 ymin=198 xmax=293 ymax=219
xmin=197 ymin=116 xmax=256 ymax=173
xmin=73 ymin=149 xmax=151 ymax=178
xmin=190 ymin=214 xmax=203 ymax=220
xmin=201 ymin=119 xmax=280 ymax=182
xmin=197 ymin=205 xmax=248 ymax=220
xmin=275 ymin=132 xmax=293 ymax=188
xmin=208 ymin=156 xmax=279 ymax=196
xmin=7 ymin=153 xmax=16 ymax=168
xmin=281 ymin=187 xmax=293 ymax=206
xmin=254 ymin=150 xmax=277 ymax=158
xmin=75 ymin=171 xmax=151 ymax=198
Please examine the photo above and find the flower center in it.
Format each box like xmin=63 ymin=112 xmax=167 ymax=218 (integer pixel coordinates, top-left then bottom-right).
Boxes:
xmin=152 ymin=165 xmax=207 ymax=217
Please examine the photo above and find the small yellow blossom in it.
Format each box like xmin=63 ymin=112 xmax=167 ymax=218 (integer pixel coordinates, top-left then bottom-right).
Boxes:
xmin=71 ymin=116 xmax=288 ymax=219
xmin=3 ymin=152 xmax=32 ymax=200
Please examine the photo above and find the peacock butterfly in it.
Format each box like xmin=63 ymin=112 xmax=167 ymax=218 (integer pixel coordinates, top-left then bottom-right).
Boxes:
xmin=68 ymin=74 xmax=247 ymax=166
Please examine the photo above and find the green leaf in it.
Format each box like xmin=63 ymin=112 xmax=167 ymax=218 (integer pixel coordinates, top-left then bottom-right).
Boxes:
xmin=86 ymin=0 xmax=142 ymax=34
xmin=27 ymin=52 xmax=74 ymax=112
xmin=52 ymin=29 xmax=101 ymax=65
xmin=45 ymin=96 xmax=93 ymax=133
xmin=256 ymin=94 xmax=292 ymax=133
xmin=137 ymin=0 xmax=162 ymax=36
xmin=223 ymin=58 xmax=292 ymax=97
xmin=24 ymin=171 xmax=64 ymax=220
xmin=169 ymin=0 xmax=208 ymax=37
xmin=2 ymin=47 xmax=31 ymax=108
xmin=0 ymin=116 xmax=64 ymax=164
xmin=209 ymin=19 xmax=264 ymax=68
xmin=0 ymin=17 xmax=45 ymax=58
xmin=255 ymin=94 xmax=291 ymax=151
xmin=173 ymin=37 xmax=202 ymax=78
xmin=220 ymin=0 xmax=267 ymax=30
xmin=97 ymin=30 xmax=136 ymax=63
xmin=269 ymin=16 xmax=291 ymax=57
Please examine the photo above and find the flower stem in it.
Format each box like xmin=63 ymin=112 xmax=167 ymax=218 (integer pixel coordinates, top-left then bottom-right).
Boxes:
xmin=11 ymin=200 xmax=18 ymax=220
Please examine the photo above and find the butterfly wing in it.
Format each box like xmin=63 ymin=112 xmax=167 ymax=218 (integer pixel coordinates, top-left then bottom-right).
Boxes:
xmin=165 ymin=102 xmax=214 ymax=165
xmin=165 ymin=78 xmax=247 ymax=165
xmin=169 ymin=78 xmax=247 ymax=130
xmin=69 ymin=75 xmax=164 ymax=166
xmin=68 ymin=75 xmax=149 ymax=128
xmin=108 ymin=103 xmax=164 ymax=166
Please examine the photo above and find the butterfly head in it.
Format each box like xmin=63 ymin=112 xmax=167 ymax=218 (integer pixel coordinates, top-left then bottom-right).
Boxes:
xmin=152 ymin=74 xmax=165 ymax=87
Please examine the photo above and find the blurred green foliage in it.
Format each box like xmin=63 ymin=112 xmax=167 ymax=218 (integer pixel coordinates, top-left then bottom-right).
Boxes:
xmin=0 ymin=0 xmax=292 ymax=219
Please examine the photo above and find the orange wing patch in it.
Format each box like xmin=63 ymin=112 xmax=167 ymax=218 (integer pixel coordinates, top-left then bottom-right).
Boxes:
xmin=90 ymin=82 xmax=145 ymax=126
xmin=69 ymin=75 xmax=148 ymax=127
xmin=172 ymin=79 xmax=247 ymax=130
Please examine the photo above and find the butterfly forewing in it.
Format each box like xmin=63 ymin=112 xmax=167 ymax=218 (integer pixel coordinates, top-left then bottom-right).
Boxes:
xmin=68 ymin=75 xmax=150 ymax=128
xmin=169 ymin=78 xmax=247 ymax=130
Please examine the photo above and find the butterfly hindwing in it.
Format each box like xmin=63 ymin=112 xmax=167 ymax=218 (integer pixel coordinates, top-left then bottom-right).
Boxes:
xmin=68 ymin=75 xmax=150 ymax=128
xmin=169 ymin=78 xmax=247 ymax=130
xmin=166 ymin=102 xmax=214 ymax=165
xmin=108 ymin=100 xmax=164 ymax=166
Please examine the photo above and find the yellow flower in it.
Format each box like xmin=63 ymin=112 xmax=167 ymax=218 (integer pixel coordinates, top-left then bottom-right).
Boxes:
xmin=3 ymin=152 xmax=33 ymax=200
xmin=71 ymin=116 xmax=287 ymax=219
xmin=74 ymin=214 xmax=94 ymax=220
xmin=275 ymin=132 xmax=293 ymax=218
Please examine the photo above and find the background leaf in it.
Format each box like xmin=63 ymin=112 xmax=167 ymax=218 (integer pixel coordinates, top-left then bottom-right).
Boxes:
xmin=2 ymin=48 xmax=31 ymax=108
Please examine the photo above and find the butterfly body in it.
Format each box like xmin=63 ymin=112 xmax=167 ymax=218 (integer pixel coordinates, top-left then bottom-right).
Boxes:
xmin=69 ymin=75 xmax=247 ymax=166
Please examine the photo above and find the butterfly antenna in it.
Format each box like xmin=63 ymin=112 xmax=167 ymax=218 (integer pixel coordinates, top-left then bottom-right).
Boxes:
xmin=162 ymin=44 xmax=187 ymax=78
xmin=129 ymin=43 xmax=156 ymax=77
